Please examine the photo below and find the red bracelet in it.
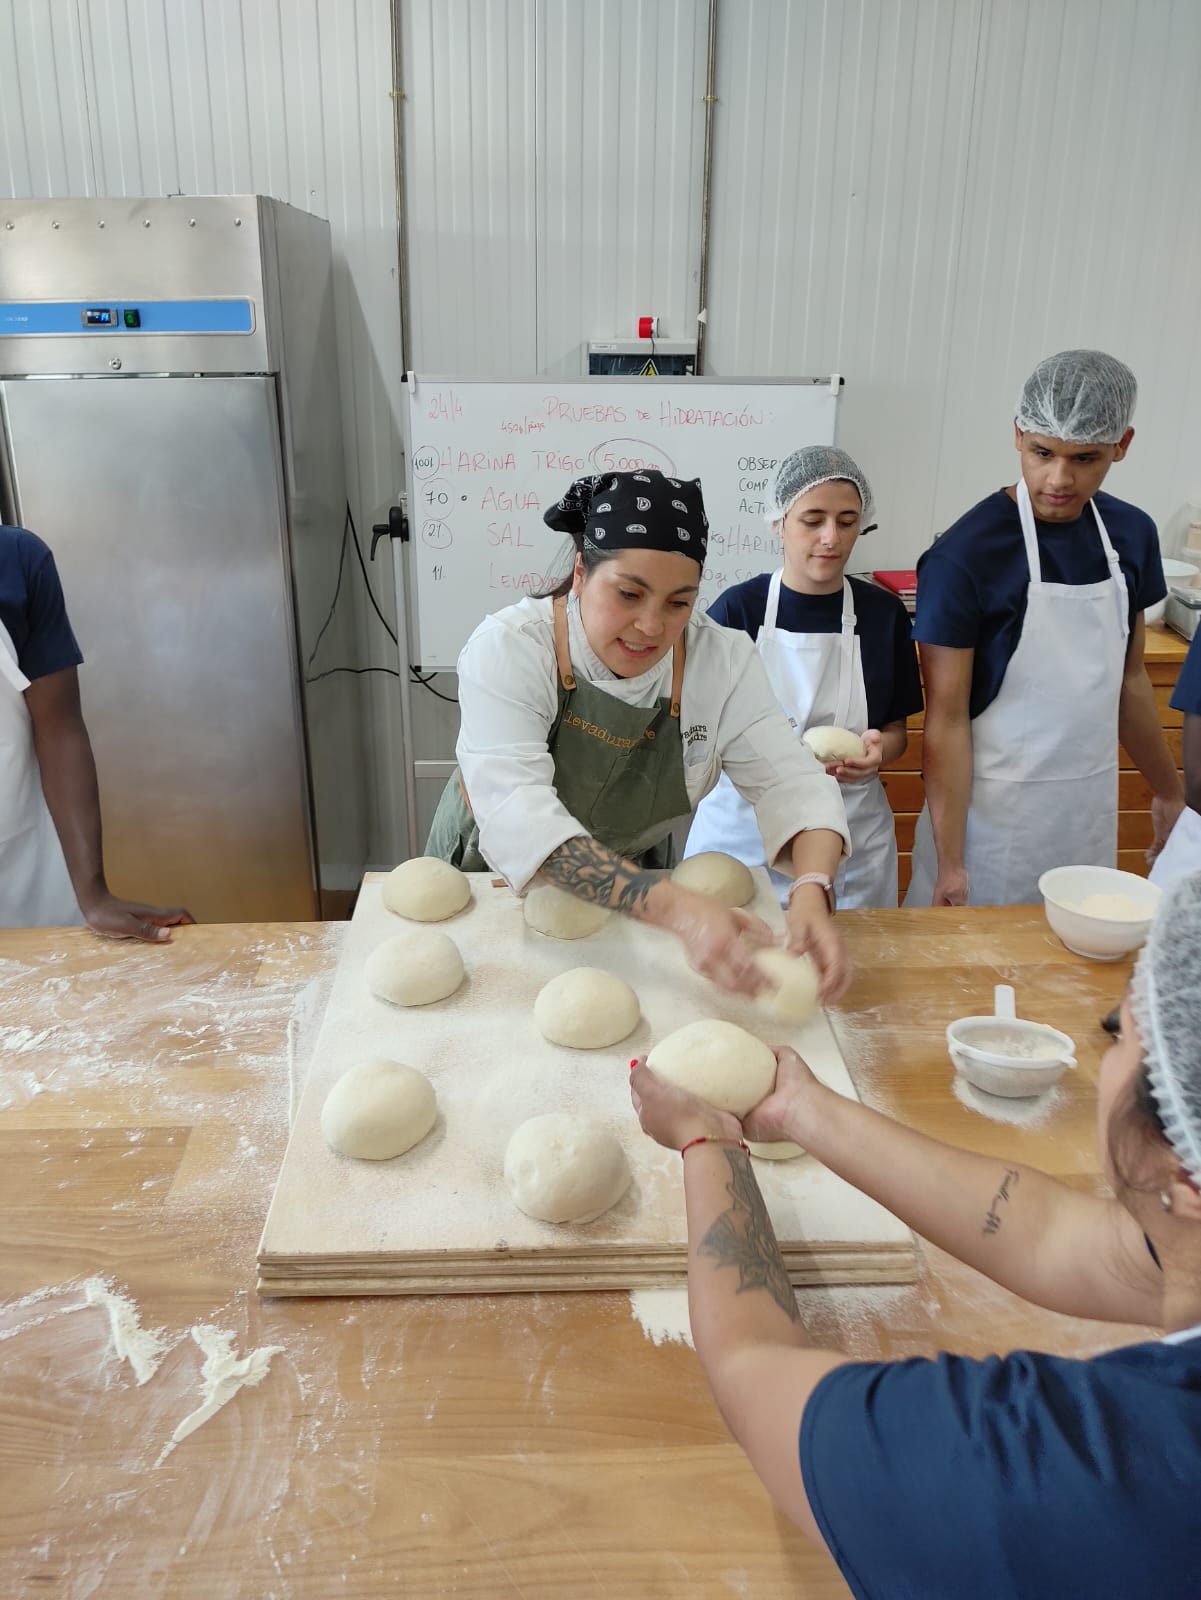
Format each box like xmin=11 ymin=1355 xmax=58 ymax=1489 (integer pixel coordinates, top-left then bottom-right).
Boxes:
xmin=680 ymin=1134 xmax=750 ymax=1158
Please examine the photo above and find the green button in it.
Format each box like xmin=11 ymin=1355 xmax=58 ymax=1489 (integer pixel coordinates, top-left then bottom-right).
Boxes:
xmin=123 ymin=309 xmax=141 ymax=328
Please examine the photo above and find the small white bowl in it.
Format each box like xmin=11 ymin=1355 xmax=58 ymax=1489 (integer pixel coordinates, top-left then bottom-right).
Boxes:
xmin=1038 ymin=865 xmax=1161 ymax=961
xmin=1163 ymin=556 xmax=1200 ymax=588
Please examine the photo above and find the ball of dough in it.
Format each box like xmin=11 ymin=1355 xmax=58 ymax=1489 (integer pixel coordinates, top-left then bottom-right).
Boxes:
xmin=523 ymin=885 xmax=610 ymax=940
xmin=646 ymin=1019 xmax=776 ymax=1116
xmin=320 ymin=1058 xmax=437 ymax=1161
xmin=533 ymin=967 xmax=640 ymax=1049
xmin=382 ymin=857 xmax=470 ymax=922
xmin=504 ymin=1113 xmax=631 ymax=1223
xmin=802 ymin=725 xmax=866 ymax=763
xmin=752 ymin=947 xmax=820 ymax=1024
xmin=365 ymin=929 xmax=464 ymax=1007
xmin=672 ymin=852 xmax=755 ymax=907
xmin=747 ymin=1139 xmax=806 ymax=1160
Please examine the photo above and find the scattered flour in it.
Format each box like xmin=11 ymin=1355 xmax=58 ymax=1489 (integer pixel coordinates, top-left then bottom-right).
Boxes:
xmin=156 ymin=1326 xmax=286 ymax=1465
xmin=952 ymin=1072 xmax=1064 ymax=1125
xmin=629 ymin=1287 xmax=693 ymax=1346
xmin=82 ymin=1278 xmax=172 ymax=1386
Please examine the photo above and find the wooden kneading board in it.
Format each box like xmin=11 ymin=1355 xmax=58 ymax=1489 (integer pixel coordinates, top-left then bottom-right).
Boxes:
xmin=257 ymin=872 xmax=915 ymax=1296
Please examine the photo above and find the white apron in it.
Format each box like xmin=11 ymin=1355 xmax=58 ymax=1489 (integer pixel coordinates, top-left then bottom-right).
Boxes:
xmin=0 ymin=620 xmax=82 ymax=928
xmin=685 ymin=573 xmax=896 ymax=908
xmin=1148 ymin=806 xmax=1201 ymax=892
xmin=906 ymin=480 xmax=1129 ymax=907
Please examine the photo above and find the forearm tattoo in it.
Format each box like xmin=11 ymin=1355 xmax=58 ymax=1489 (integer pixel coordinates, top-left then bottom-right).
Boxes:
xmin=698 ymin=1149 xmax=800 ymax=1321
xmin=983 ymin=1167 xmax=1020 ymax=1237
xmin=539 ymin=835 xmax=659 ymax=918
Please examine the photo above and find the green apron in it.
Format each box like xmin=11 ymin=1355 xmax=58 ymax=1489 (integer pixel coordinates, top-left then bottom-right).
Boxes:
xmin=426 ymin=595 xmax=692 ymax=874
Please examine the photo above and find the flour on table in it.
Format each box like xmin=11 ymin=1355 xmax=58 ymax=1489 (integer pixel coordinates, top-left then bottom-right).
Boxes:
xmin=629 ymin=1288 xmax=694 ymax=1347
xmin=156 ymin=1325 xmax=285 ymax=1465
xmin=952 ymin=1073 xmax=1064 ymax=1126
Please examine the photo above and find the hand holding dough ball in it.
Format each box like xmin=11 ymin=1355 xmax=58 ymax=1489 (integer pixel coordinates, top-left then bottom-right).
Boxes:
xmin=534 ymin=967 xmax=640 ymax=1049
xmin=802 ymin=726 xmax=866 ymax=763
xmin=752 ymin=947 xmax=820 ymax=1024
xmin=365 ymin=929 xmax=464 ymax=1007
xmin=321 ymin=1058 xmax=437 ymax=1161
xmin=671 ymin=851 xmax=755 ymax=907
xmin=382 ymin=857 xmax=470 ymax=922
xmin=646 ymin=1019 xmax=776 ymax=1116
xmin=504 ymin=1113 xmax=631 ymax=1223
xmin=523 ymin=885 xmax=610 ymax=940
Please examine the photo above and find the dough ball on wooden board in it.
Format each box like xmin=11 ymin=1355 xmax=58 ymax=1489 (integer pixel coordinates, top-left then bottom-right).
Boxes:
xmin=321 ymin=1059 xmax=437 ymax=1160
xmin=802 ymin=726 xmax=866 ymax=762
xmin=504 ymin=1113 xmax=631 ymax=1224
xmin=747 ymin=1139 xmax=806 ymax=1160
xmin=534 ymin=967 xmax=640 ymax=1048
xmin=646 ymin=1019 xmax=777 ymax=1116
xmin=523 ymin=885 xmax=610 ymax=939
xmin=671 ymin=852 xmax=755 ymax=907
xmin=364 ymin=929 xmax=464 ymax=1007
xmin=752 ymin=947 xmax=820 ymax=1024
xmin=382 ymin=857 xmax=471 ymax=921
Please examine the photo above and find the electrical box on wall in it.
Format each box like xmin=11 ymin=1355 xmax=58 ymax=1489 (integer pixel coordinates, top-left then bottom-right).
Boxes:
xmin=588 ymin=340 xmax=696 ymax=377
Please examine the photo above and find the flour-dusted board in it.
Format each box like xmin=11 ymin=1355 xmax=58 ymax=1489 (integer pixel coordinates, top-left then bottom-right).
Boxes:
xmin=257 ymin=872 xmax=914 ymax=1296
xmin=403 ymin=376 xmax=840 ymax=669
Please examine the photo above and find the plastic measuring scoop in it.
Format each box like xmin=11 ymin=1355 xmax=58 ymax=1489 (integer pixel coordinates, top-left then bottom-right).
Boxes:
xmin=946 ymin=985 xmax=1076 ymax=1098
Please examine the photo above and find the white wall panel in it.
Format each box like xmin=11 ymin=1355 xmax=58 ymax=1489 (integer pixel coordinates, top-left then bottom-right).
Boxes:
xmin=705 ymin=0 xmax=983 ymax=566
xmin=0 ymin=0 xmax=410 ymax=865
xmin=706 ymin=0 xmax=1201 ymax=565
xmin=936 ymin=0 xmax=1201 ymax=542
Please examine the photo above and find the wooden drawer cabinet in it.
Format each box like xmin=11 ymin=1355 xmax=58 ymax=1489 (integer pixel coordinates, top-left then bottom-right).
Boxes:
xmin=885 ymin=625 xmax=1189 ymax=901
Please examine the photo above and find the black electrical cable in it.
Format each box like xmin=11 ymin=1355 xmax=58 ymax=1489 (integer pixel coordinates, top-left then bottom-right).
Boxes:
xmin=306 ymin=665 xmax=401 ymax=684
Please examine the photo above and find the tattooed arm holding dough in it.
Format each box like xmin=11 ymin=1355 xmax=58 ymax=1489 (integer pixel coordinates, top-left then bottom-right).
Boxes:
xmin=425 ymin=469 xmax=852 ymax=1000
xmin=629 ymin=874 xmax=1201 ymax=1598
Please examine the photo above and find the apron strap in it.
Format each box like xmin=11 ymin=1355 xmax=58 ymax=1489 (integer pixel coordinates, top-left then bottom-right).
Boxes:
xmin=551 ymin=594 xmax=577 ymax=690
xmin=1015 ymin=479 xmax=1043 ymax=583
xmin=669 ymin=628 xmax=687 ymax=718
xmin=1090 ymin=498 xmax=1131 ymax=643
xmin=834 ymin=578 xmax=858 ymax=729
xmin=457 ymin=767 xmax=474 ymax=818
xmin=763 ymin=568 xmax=784 ymax=632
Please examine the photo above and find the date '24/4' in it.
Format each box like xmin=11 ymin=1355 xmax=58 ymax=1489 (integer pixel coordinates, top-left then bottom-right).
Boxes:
xmin=426 ymin=389 xmax=463 ymax=422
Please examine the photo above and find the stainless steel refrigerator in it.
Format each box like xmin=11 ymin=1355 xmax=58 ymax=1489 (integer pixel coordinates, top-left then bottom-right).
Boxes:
xmin=0 ymin=195 xmax=366 ymax=922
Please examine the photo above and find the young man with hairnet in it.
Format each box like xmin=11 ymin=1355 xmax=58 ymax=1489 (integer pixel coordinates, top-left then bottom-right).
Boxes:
xmin=906 ymin=349 xmax=1184 ymax=907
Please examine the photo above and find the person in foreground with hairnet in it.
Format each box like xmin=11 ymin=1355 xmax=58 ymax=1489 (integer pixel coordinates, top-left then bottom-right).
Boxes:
xmin=629 ymin=869 xmax=1201 ymax=1599
xmin=686 ymin=446 xmax=921 ymax=908
xmin=906 ymin=349 xmax=1184 ymax=907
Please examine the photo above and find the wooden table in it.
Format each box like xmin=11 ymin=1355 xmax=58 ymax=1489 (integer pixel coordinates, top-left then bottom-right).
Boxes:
xmin=0 ymin=909 xmax=1155 ymax=1598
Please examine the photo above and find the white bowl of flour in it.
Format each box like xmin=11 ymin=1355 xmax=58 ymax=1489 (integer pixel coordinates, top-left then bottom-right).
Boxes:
xmin=1038 ymin=865 xmax=1162 ymax=961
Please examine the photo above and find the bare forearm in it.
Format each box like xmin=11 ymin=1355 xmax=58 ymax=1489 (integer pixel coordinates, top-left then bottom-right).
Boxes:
xmin=537 ymin=834 xmax=674 ymax=925
xmin=923 ymin=715 xmax=973 ymax=865
xmin=786 ymin=827 xmax=843 ymax=881
xmin=878 ymin=722 xmax=908 ymax=766
xmin=785 ymin=1084 xmax=1080 ymax=1305
xmin=684 ymin=1144 xmax=804 ymax=1374
xmin=1119 ymin=670 xmax=1184 ymax=798
xmin=32 ymin=718 xmax=107 ymax=904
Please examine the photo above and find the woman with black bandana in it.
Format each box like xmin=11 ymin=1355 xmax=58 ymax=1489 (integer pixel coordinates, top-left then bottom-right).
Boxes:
xmin=426 ymin=470 xmax=852 ymax=1000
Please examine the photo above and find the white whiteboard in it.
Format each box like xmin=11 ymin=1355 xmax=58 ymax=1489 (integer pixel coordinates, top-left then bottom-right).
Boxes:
xmin=403 ymin=376 xmax=839 ymax=670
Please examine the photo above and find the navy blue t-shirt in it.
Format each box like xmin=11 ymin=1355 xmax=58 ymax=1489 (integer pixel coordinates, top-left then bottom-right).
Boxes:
xmin=0 ymin=525 xmax=82 ymax=681
xmin=913 ymin=489 xmax=1166 ymax=720
xmin=1170 ymin=627 xmax=1201 ymax=717
xmin=800 ymin=1331 xmax=1201 ymax=1600
xmin=708 ymin=573 xmax=923 ymax=729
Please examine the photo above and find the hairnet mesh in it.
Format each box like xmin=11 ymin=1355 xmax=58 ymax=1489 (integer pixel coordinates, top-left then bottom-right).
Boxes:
xmin=766 ymin=446 xmax=875 ymax=527
xmin=1129 ymin=869 xmax=1201 ymax=1182
xmin=1014 ymin=349 xmax=1137 ymax=444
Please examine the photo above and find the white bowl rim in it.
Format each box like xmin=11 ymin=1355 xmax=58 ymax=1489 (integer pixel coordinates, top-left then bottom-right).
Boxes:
xmin=1037 ymin=867 xmax=1161 ymax=926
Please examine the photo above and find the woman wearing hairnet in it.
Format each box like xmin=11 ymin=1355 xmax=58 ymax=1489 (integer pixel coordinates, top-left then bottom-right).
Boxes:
xmin=685 ymin=447 xmax=922 ymax=908
xmin=629 ymin=869 xmax=1201 ymax=1597
xmin=426 ymin=469 xmax=853 ymax=1001
xmin=907 ymin=349 xmax=1184 ymax=907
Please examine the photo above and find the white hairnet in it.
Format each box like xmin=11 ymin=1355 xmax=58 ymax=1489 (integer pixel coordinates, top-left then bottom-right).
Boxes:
xmin=766 ymin=446 xmax=875 ymax=528
xmin=1015 ymin=349 xmax=1137 ymax=444
xmin=1130 ymin=869 xmax=1201 ymax=1182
